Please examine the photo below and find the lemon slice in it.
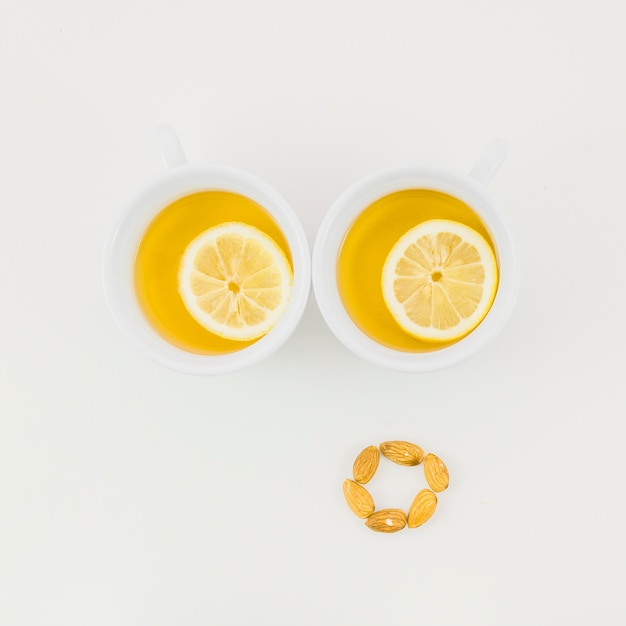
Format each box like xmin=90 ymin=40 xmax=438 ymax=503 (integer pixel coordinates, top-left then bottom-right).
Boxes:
xmin=382 ymin=219 xmax=498 ymax=342
xmin=178 ymin=222 xmax=293 ymax=341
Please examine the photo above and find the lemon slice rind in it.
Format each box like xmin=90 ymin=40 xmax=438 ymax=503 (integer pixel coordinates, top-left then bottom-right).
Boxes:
xmin=381 ymin=219 xmax=498 ymax=342
xmin=178 ymin=222 xmax=293 ymax=341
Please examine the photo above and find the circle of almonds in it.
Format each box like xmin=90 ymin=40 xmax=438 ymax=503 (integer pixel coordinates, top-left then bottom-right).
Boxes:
xmin=343 ymin=441 xmax=449 ymax=533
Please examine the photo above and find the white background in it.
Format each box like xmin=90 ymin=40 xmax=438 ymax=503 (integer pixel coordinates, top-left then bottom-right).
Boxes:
xmin=1 ymin=1 xmax=625 ymax=624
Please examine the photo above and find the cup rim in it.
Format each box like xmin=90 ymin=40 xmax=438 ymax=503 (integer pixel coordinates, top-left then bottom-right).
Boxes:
xmin=102 ymin=162 xmax=311 ymax=374
xmin=311 ymin=163 xmax=520 ymax=372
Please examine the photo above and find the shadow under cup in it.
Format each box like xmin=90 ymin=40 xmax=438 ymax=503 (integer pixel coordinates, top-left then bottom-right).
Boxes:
xmin=312 ymin=166 xmax=520 ymax=372
xmin=103 ymin=164 xmax=311 ymax=375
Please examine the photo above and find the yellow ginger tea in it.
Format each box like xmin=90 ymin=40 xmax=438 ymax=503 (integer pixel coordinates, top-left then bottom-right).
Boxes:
xmin=337 ymin=189 xmax=497 ymax=352
xmin=134 ymin=191 xmax=292 ymax=355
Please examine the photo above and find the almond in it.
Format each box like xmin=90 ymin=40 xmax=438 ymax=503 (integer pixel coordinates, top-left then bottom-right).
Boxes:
xmin=407 ymin=489 xmax=438 ymax=528
xmin=352 ymin=445 xmax=380 ymax=484
xmin=424 ymin=453 xmax=449 ymax=492
xmin=365 ymin=509 xmax=407 ymax=533
xmin=380 ymin=441 xmax=424 ymax=466
xmin=343 ymin=479 xmax=375 ymax=518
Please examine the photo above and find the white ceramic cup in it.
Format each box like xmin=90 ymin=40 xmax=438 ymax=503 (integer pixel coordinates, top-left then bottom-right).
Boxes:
xmin=312 ymin=140 xmax=520 ymax=372
xmin=102 ymin=124 xmax=311 ymax=375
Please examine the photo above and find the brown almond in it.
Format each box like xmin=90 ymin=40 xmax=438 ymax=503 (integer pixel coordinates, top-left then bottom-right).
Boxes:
xmin=352 ymin=445 xmax=380 ymax=484
xmin=343 ymin=479 xmax=375 ymax=518
xmin=407 ymin=489 xmax=438 ymax=528
xmin=365 ymin=509 xmax=407 ymax=533
xmin=380 ymin=441 xmax=424 ymax=466
xmin=424 ymin=453 xmax=449 ymax=492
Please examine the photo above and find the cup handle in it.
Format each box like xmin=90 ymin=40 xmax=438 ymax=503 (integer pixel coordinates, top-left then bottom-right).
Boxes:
xmin=469 ymin=139 xmax=508 ymax=187
xmin=153 ymin=123 xmax=188 ymax=169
